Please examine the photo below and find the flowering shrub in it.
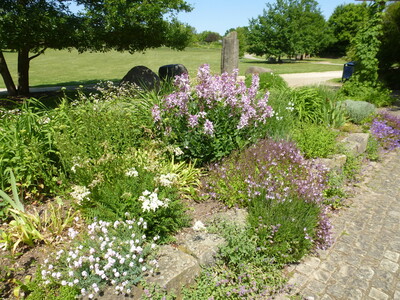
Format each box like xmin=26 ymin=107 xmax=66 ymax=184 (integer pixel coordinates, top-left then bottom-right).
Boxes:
xmin=202 ymin=138 xmax=333 ymax=261
xmin=40 ymin=214 xmax=158 ymax=298
xmin=370 ymin=112 xmax=400 ymax=151
xmin=152 ymin=64 xmax=274 ymax=164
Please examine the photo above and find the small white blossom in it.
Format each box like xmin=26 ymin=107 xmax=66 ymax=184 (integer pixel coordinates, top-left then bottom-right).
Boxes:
xmin=192 ymin=220 xmax=206 ymax=231
xmin=125 ymin=167 xmax=139 ymax=177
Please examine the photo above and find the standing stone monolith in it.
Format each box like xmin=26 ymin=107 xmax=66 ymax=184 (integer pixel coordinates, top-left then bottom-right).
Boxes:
xmin=221 ymin=31 xmax=239 ymax=75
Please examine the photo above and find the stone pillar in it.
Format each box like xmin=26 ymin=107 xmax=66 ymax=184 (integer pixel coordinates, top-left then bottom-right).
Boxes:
xmin=221 ymin=31 xmax=239 ymax=74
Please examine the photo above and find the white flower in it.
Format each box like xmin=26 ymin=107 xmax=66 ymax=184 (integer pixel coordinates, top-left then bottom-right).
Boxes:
xmin=125 ymin=167 xmax=139 ymax=177
xmin=70 ymin=185 xmax=91 ymax=204
xmin=138 ymin=190 xmax=169 ymax=212
xmin=173 ymin=147 xmax=184 ymax=156
xmin=157 ymin=173 xmax=178 ymax=187
xmin=192 ymin=220 xmax=206 ymax=231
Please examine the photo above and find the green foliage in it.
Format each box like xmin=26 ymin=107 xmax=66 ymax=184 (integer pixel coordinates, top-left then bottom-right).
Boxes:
xmin=25 ymin=271 xmax=78 ymax=300
xmin=291 ymin=123 xmax=338 ymax=158
xmin=0 ymin=172 xmax=76 ymax=254
xmin=245 ymin=72 xmax=288 ymax=91
xmin=342 ymin=152 xmax=362 ymax=183
xmin=53 ymin=83 xmax=154 ymax=167
xmin=343 ymin=1 xmax=392 ymax=106
xmin=263 ymin=88 xmax=296 ymax=139
xmin=0 ymin=99 xmax=61 ymax=197
xmin=366 ymin=135 xmax=380 ymax=161
xmin=340 ymin=81 xmax=393 ymax=107
xmin=248 ymin=195 xmax=321 ymax=264
xmin=183 ymin=222 xmax=286 ymax=299
xmin=327 ymin=3 xmax=370 ymax=56
xmin=341 ymin=99 xmax=376 ymax=124
xmin=247 ymin=0 xmax=330 ymax=58
xmin=291 ymin=87 xmax=346 ymax=128
xmin=379 ymin=2 xmax=400 ymax=70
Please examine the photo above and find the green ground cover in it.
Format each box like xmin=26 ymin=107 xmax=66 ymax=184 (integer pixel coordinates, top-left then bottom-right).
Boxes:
xmin=0 ymin=48 xmax=344 ymax=89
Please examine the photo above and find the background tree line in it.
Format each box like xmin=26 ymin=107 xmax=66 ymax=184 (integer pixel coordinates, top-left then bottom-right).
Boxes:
xmin=1 ymin=0 xmax=399 ymax=96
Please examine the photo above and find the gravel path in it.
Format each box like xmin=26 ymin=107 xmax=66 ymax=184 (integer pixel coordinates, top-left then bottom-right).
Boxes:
xmin=280 ymin=71 xmax=343 ymax=88
xmin=283 ymin=148 xmax=400 ymax=300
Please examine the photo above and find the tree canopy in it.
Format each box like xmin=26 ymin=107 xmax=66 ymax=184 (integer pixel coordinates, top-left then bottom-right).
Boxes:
xmin=0 ymin=0 xmax=192 ymax=95
xmin=327 ymin=3 xmax=370 ymax=56
xmin=246 ymin=0 xmax=329 ymax=60
xmin=378 ymin=1 xmax=400 ymax=69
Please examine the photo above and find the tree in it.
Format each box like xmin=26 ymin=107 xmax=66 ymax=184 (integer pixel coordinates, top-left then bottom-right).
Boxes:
xmin=327 ymin=3 xmax=370 ymax=56
xmin=247 ymin=0 xmax=329 ymax=60
xmin=378 ymin=1 xmax=400 ymax=69
xmin=197 ymin=31 xmax=221 ymax=43
xmin=0 ymin=0 xmax=192 ymax=96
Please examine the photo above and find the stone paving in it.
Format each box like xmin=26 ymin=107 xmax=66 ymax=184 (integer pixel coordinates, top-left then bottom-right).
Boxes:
xmin=284 ymin=149 xmax=400 ymax=300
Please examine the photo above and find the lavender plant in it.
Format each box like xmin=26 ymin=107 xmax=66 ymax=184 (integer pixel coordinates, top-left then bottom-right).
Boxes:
xmin=152 ymin=64 xmax=274 ymax=164
xmin=369 ymin=111 xmax=400 ymax=150
xmin=40 ymin=214 xmax=159 ymax=299
xmin=202 ymin=138 xmax=333 ymax=259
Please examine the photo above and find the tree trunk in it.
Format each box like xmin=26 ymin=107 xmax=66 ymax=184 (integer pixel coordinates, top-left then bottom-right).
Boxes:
xmin=17 ymin=47 xmax=30 ymax=96
xmin=0 ymin=51 xmax=17 ymax=96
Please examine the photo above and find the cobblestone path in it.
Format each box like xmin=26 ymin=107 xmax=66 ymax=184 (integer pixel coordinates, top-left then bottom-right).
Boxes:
xmin=285 ymin=149 xmax=400 ymax=300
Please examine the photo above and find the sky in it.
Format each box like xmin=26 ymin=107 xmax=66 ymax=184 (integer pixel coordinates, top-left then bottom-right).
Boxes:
xmin=176 ymin=0 xmax=357 ymax=35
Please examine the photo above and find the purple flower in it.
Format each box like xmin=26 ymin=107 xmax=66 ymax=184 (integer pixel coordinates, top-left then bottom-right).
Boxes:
xmin=188 ymin=114 xmax=199 ymax=128
xmin=151 ymin=105 xmax=161 ymax=122
xmin=203 ymin=119 xmax=214 ymax=135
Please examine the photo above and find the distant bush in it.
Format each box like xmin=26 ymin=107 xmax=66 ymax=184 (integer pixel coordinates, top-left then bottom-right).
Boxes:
xmin=245 ymin=72 xmax=288 ymax=91
xmin=340 ymin=81 xmax=393 ymax=107
xmin=342 ymin=99 xmax=376 ymax=124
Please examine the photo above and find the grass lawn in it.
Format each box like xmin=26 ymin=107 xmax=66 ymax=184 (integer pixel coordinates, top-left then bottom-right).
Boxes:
xmin=0 ymin=48 xmax=344 ymax=89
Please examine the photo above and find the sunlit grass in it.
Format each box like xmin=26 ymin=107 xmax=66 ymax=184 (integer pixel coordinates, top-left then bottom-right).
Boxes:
xmin=0 ymin=48 xmax=344 ymax=89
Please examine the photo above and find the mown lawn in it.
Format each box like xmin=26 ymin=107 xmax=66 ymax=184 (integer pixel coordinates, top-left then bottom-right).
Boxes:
xmin=0 ymin=47 xmax=344 ymax=89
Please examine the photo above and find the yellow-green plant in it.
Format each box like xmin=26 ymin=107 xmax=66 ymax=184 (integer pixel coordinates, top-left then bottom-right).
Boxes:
xmin=0 ymin=171 xmax=77 ymax=254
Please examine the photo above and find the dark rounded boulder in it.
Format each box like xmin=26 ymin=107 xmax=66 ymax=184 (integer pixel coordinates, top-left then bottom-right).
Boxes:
xmin=120 ymin=66 xmax=160 ymax=91
xmin=158 ymin=64 xmax=188 ymax=81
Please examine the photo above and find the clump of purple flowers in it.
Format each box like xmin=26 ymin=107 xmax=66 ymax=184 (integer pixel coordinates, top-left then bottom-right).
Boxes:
xmin=152 ymin=64 xmax=274 ymax=163
xmin=202 ymin=138 xmax=333 ymax=250
xmin=370 ymin=112 xmax=400 ymax=151
xmin=153 ymin=64 xmax=273 ymax=134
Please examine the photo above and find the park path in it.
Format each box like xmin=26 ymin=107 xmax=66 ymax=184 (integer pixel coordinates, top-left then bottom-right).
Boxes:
xmin=279 ymin=71 xmax=343 ymax=88
xmin=282 ymin=147 xmax=400 ymax=300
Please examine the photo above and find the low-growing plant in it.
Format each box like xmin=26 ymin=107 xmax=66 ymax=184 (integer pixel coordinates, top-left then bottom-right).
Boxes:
xmin=248 ymin=195 xmax=321 ymax=264
xmin=369 ymin=112 xmax=400 ymax=150
xmin=183 ymin=221 xmax=286 ymax=299
xmin=39 ymin=215 xmax=159 ymax=299
xmin=152 ymin=64 xmax=274 ymax=164
xmin=201 ymin=138 xmax=333 ymax=255
xmin=291 ymin=123 xmax=339 ymax=159
xmin=341 ymin=99 xmax=376 ymax=124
